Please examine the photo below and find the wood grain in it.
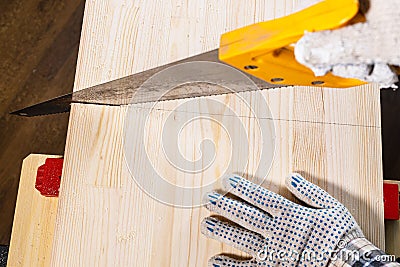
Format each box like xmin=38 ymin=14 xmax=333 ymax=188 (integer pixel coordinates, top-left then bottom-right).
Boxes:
xmin=51 ymin=1 xmax=385 ymax=266
xmin=8 ymin=154 xmax=60 ymax=267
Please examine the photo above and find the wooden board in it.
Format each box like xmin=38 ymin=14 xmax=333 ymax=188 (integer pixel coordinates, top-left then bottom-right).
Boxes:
xmin=384 ymin=180 xmax=400 ymax=258
xmin=8 ymin=154 xmax=60 ymax=267
xmin=51 ymin=1 xmax=385 ymax=266
xmin=0 ymin=0 xmax=84 ymax=244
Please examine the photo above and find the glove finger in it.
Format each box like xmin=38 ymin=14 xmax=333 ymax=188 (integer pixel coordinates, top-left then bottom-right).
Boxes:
xmin=208 ymin=255 xmax=257 ymax=267
xmin=295 ymin=23 xmax=395 ymax=68
xmin=204 ymin=191 xmax=273 ymax=236
xmin=222 ymin=174 xmax=291 ymax=216
xmin=285 ymin=173 xmax=338 ymax=209
xmin=201 ymin=217 xmax=265 ymax=258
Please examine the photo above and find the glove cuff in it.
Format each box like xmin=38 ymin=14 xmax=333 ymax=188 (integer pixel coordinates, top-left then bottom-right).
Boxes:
xmin=329 ymin=230 xmax=398 ymax=266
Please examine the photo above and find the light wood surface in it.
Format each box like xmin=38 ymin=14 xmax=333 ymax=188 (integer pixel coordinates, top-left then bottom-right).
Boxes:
xmin=8 ymin=154 xmax=60 ymax=267
xmin=51 ymin=1 xmax=385 ymax=266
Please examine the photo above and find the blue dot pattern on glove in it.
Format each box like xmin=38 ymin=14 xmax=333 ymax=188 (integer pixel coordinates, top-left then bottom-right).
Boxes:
xmin=201 ymin=173 xmax=364 ymax=267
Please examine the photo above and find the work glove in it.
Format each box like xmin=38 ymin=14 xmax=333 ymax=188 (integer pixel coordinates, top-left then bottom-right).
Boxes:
xmin=294 ymin=0 xmax=400 ymax=88
xmin=201 ymin=173 xmax=399 ymax=266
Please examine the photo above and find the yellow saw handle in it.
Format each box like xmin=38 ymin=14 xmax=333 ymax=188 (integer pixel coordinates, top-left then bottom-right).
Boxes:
xmin=219 ymin=0 xmax=366 ymax=88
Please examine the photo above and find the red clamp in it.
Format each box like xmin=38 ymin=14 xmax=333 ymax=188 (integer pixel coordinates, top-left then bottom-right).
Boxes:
xmin=35 ymin=158 xmax=63 ymax=197
xmin=383 ymin=182 xmax=400 ymax=220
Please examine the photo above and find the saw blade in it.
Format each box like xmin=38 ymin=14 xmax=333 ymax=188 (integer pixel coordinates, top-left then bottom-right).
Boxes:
xmin=11 ymin=49 xmax=283 ymax=117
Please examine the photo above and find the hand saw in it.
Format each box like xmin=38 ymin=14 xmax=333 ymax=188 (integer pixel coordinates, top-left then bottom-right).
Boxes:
xmin=11 ymin=0 xmax=365 ymax=117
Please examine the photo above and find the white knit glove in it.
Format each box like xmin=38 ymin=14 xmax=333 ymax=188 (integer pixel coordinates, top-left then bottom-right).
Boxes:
xmin=294 ymin=0 xmax=400 ymax=88
xmin=201 ymin=174 xmax=396 ymax=266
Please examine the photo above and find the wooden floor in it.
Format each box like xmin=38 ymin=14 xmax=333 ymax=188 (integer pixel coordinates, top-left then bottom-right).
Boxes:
xmin=0 ymin=0 xmax=84 ymax=244
xmin=50 ymin=1 xmax=384 ymax=265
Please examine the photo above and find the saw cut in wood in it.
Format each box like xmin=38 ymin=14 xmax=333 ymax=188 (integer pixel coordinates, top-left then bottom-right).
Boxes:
xmin=11 ymin=0 xmax=365 ymax=117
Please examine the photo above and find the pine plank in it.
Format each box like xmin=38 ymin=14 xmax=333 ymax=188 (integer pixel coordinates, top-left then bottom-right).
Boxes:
xmin=51 ymin=1 xmax=385 ymax=266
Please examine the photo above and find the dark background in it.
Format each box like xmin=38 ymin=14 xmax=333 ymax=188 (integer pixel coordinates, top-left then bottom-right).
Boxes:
xmin=381 ymin=88 xmax=400 ymax=181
